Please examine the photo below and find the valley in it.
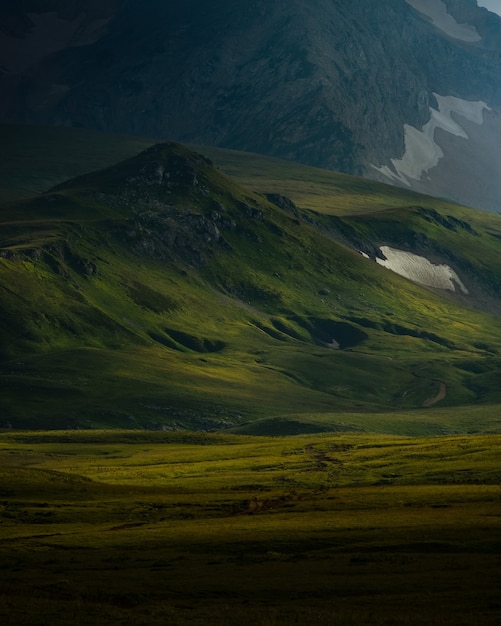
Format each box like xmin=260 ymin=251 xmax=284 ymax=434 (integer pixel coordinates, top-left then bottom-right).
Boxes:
xmin=0 ymin=124 xmax=500 ymax=624
xmin=0 ymin=430 xmax=499 ymax=625
xmin=1 ymin=2 xmax=501 ymax=622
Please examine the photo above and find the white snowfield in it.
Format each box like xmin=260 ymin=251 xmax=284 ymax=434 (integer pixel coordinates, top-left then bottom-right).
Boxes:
xmin=405 ymin=0 xmax=481 ymax=41
xmin=476 ymin=1 xmax=501 ymax=18
xmin=374 ymin=94 xmax=490 ymax=186
xmin=375 ymin=246 xmax=469 ymax=294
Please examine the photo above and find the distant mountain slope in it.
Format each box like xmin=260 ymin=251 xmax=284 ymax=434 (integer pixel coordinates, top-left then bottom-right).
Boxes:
xmin=0 ymin=1 xmax=500 ymax=211
xmin=1 ymin=139 xmax=501 ymax=430
xmin=0 ymin=123 xmax=477 ymax=215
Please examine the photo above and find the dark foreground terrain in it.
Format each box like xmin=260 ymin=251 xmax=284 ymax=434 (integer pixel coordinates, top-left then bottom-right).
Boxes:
xmin=0 ymin=430 xmax=499 ymax=625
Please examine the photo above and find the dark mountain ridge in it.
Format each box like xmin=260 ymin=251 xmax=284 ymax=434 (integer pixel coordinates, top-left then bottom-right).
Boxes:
xmin=1 ymin=0 xmax=500 ymax=211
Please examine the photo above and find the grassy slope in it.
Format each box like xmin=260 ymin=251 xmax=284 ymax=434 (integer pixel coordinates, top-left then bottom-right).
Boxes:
xmin=0 ymin=430 xmax=499 ymax=625
xmin=191 ymin=143 xmax=476 ymax=216
xmin=1 ymin=126 xmax=501 ymax=432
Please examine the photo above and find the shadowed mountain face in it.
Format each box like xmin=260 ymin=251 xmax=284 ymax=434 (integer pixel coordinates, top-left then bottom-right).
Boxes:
xmin=1 ymin=0 xmax=501 ymax=211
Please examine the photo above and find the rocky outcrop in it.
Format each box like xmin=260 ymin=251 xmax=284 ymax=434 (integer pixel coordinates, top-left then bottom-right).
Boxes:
xmin=46 ymin=143 xmax=278 ymax=267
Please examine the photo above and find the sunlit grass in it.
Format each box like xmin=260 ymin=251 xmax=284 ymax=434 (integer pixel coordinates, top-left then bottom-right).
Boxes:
xmin=0 ymin=431 xmax=499 ymax=625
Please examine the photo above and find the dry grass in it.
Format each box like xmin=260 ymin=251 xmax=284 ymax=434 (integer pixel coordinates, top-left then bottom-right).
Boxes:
xmin=0 ymin=431 xmax=499 ymax=625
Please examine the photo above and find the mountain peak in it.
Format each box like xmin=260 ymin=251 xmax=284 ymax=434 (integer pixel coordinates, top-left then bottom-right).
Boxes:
xmin=124 ymin=143 xmax=214 ymax=193
xmin=50 ymin=142 xmax=214 ymax=196
xmin=2 ymin=1 xmax=501 ymax=211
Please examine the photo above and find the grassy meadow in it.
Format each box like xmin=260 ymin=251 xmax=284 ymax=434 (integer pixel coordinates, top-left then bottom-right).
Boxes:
xmin=1 ymin=125 xmax=500 ymax=624
xmin=2 ymin=127 xmax=501 ymax=429
xmin=0 ymin=429 xmax=500 ymax=625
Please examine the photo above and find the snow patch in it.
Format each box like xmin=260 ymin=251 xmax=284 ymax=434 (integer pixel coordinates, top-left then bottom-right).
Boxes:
xmin=374 ymin=94 xmax=490 ymax=186
xmin=405 ymin=0 xmax=481 ymax=41
xmin=476 ymin=1 xmax=501 ymax=18
xmin=376 ymin=246 xmax=469 ymax=294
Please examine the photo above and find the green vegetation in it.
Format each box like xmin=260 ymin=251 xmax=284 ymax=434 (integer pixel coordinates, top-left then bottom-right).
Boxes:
xmin=192 ymin=143 xmax=473 ymax=217
xmin=0 ymin=430 xmax=499 ymax=625
xmin=1 ymin=126 xmax=501 ymax=431
xmin=1 ymin=125 xmax=500 ymax=623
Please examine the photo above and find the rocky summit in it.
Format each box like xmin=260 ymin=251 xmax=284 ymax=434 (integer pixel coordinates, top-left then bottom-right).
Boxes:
xmin=1 ymin=0 xmax=500 ymax=211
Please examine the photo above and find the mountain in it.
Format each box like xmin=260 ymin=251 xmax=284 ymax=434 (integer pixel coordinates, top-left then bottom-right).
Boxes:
xmin=1 ymin=132 xmax=501 ymax=432
xmin=1 ymin=1 xmax=500 ymax=212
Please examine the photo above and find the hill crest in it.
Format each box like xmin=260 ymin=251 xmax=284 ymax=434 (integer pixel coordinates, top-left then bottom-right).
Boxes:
xmin=1 ymin=138 xmax=501 ymax=432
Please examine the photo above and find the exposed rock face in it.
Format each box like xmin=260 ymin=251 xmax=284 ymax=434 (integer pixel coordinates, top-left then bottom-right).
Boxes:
xmin=1 ymin=0 xmax=500 ymax=210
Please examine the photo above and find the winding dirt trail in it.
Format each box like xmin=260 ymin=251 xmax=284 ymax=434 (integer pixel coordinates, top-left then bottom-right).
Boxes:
xmin=422 ymin=381 xmax=447 ymax=407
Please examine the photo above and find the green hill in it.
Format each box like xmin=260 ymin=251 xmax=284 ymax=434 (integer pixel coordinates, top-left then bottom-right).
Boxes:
xmin=1 ymin=127 xmax=501 ymax=432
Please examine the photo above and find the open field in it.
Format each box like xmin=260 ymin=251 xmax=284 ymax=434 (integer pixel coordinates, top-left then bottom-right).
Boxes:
xmin=0 ymin=430 xmax=500 ymax=625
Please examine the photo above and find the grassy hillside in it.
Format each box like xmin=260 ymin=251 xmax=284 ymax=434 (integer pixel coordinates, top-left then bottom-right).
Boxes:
xmin=0 ymin=430 xmax=499 ymax=625
xmin=1 ymin=126 xmax=501 ymax=431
